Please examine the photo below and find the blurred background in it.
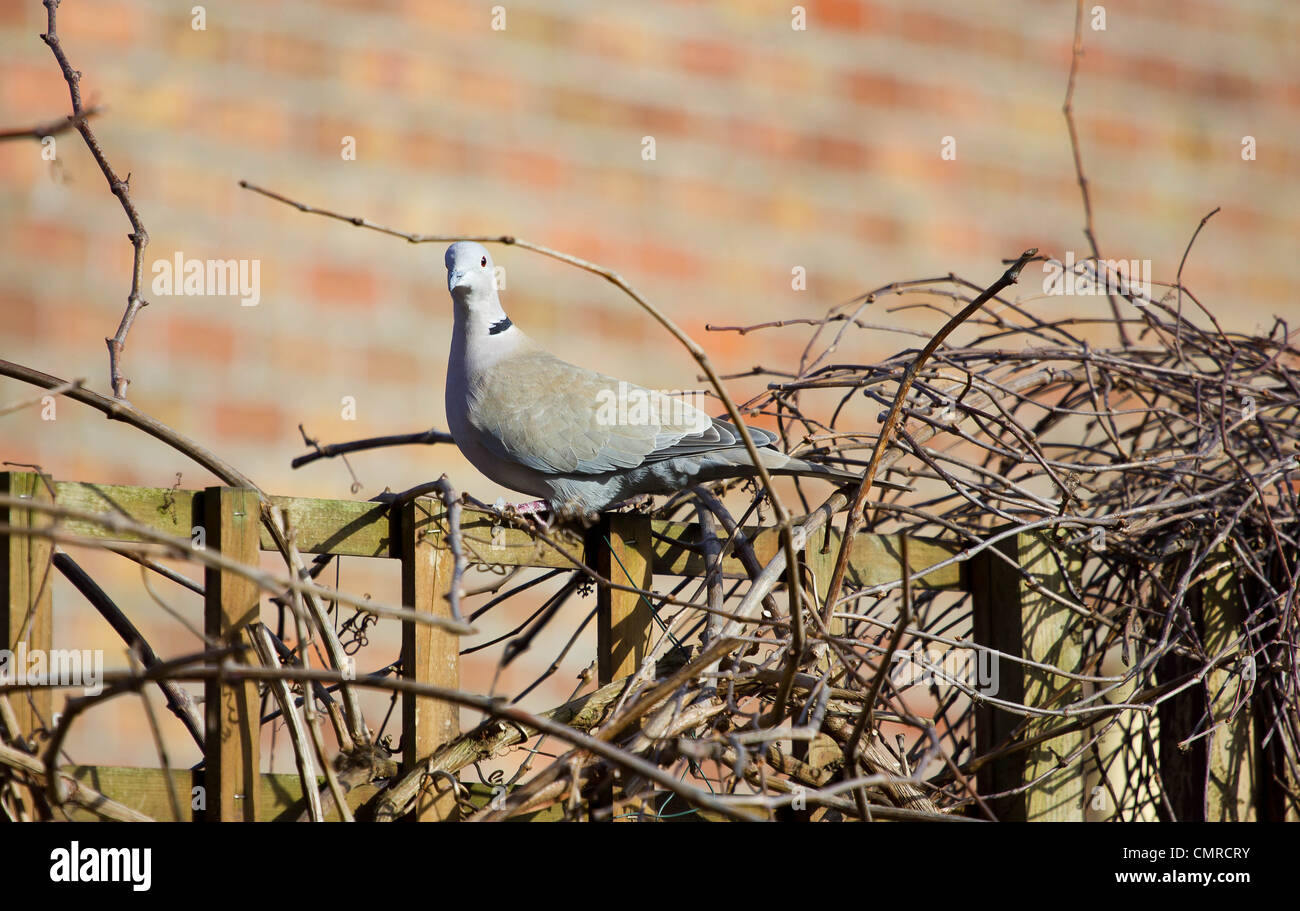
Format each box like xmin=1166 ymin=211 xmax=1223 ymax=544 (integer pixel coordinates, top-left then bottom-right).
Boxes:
xmin=1 ymin=0 xmax=1297 ymax=772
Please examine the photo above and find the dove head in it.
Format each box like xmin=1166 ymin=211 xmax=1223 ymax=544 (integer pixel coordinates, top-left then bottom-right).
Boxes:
xmin=445 ymin=241 xmax=513 ymax=338
xmin=445 ymin=242 xmax=497 ymax=302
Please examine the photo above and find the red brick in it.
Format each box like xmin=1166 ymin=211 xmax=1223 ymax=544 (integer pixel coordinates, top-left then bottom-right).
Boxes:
xmin=567 ymin=19 xmax=642 ymax=65
xmin=306 ymin=263 xmax=379 ymax=310
xmin=816 ymin=0 xmax=873 ymax=31
xmin=1088 ymin=47 xmax=1273 ymax=108
xmin=309 ymin=115 xmax=362 ymax=156
xmin=551 ymin=87 xmax=624 ymax=127
xmin=498 ymin=148 xmax=567 ymax=191
xmin=0 ymin=289 xmax=39 ymax=339
xmin=358 ymin=47 xmax=410 ymax=91
xmin=260 ymin=32 xmax=334 ymax=81
xmin=234 ymin=97 xmax=289 ymax=152
xmin=165 ymin=314 xmax=236 ymax=364
xmin=629 ymin=101 xmax=696 ymax=136
xmin=855 ymin=213 xmax=902 ymax=246
xmin=361 ymin=345 xmax=422 ymax=384
xmin=18 ymin=219 xmax=86 ymax=264
xmin=844 ymin=70 xmax=906 ymax=106
xmin=212 ymin=399 xmax=286 ymax=442
xmin=677 ymin=39 xmax=743 ymax=78
xmin=0 ymin=1 xmax=31 ymax=25
xmin=669 ymin=176 xmax=742 ymax=222
xmin=810 ymin=133 xmax=872 ymax=170
xmin=1085 ymin=116 xmax=1146 ymax=150
xmin=61 ymin=0 xmax=140 ymax=50
xmin=931 ymin=219 xmax=984 ymax=258
xmin=448 ymin=65 xmax=522 ymax=112
xmin=1204 ymin=70 xmax=1253 ymax=101
xmin=896 ymin=7 xmax=1018 ymax=54
xmin=399 ymin=129 xmax=472 ymax=171
xmin=545 ymin=229 xmax=617 ymax=267
xmin=1133 ymin=56 xmax=1184 ymax=92
xmin=752 ymin=50 xmax=813 ymax=94
xmin=725 ymin=118 xmax=803 ymax=160
xmin=1 ymin=62 xmax=66 ymax=111
xmin=634 ymin=239 xmax=705 ymax=282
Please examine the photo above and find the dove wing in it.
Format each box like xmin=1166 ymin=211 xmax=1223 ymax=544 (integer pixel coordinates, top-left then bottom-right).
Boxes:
xmin=465 ymin=348 xmax=722 ymax=475
xmin=469 ymin=348 xmax=729 ymax=475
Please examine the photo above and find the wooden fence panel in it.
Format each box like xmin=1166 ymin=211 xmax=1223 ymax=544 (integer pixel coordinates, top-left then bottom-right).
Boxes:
xmin=0 ymin=477 xmax=1258 ymax=822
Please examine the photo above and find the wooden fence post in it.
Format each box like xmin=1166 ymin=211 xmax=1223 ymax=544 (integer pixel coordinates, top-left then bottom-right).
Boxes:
xmin=1200 ymin=554 xmax=1257 ymax=820
xmin=593 ymin=514 xmax=654 ymax=686
xmin=202 ymin=486 xmax=261 ymax=822
xmin=806 ymin=527 xmax=847 ymax=646
xmin=1 ymin=472 xmax=54 ymax=745
xmin=1150 ymin=551 xmax=1262 ymax=821
xmin=801 ymin=530 xmax=851 ymax=791
xmin=400 ymin=497 xmax=459 ymax=821
xmin=971 ymin=529 xmax=1086 ymax=820
xmin=1082 ymin=643 xmax=1160 ymax=821
xmin=587 ymin=513 xmax=654 ymax=819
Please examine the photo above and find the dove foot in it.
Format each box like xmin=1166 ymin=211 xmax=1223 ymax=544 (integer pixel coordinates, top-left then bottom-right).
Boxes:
xmin=511 ymin=499 xmax=550 ymax=516
xmin=507 ymin=499 xmax=559 ymax=530
xmin=611 ymin=494 xmax=654 ymax=512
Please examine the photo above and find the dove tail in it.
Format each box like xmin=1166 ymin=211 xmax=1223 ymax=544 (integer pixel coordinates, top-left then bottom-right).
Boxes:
xmin=772 ymin=458 xmax=858 ymax=483
xmin=769 ymin=454 xmax=912 ymax=492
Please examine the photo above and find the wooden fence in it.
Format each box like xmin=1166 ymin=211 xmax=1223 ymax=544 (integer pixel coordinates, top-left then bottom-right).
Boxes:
xmin=0 ymin=471 xmax=1258 ymax=821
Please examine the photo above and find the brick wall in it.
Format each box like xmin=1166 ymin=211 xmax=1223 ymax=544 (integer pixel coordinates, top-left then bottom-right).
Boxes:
xmin=1 ymin=0 xmax=1296 ymax=769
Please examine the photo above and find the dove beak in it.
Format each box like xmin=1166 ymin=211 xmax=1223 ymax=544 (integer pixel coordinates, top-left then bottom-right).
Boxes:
xmin=449 ymin=269 xmax=469 ymax=291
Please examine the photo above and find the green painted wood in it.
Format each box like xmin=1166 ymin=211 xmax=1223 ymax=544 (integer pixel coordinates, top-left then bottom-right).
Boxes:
xmin=1200 ymin=552 xmax=1257 ymax=821
xmin=1 ymin=472 xmax=54 ymax=741
xmin=595 ymin=514 xmax=655 ymax=686
xmin=650 ymin=521 xmax=965 ymax=590
xmin=54 ymin=480 xmax=198 ymax=543
xmin=264 ymin=495 xmax=392 ymax=557
xmin=203 ymin=487 xmax=261 ymax=822
xmin=453 ymin=507 xmax=585 ymax=569
xmin=971 ymin=530 xmax=1086 ymax=821
xmin=50 ymin=480 xmax=967 ymax=587
xmin=53 ymin=481 xmax=393 ymax=557
xmin=61 ymin=766 xmax=564 ymax=822
xmin=401 ymin=497 xmax=460 ymax=821
xmin=61 ymin=765 xmax=374 ymax=822
xmin=51 ymin=482 xmax=587 ymax=565
xmin=51 ymin=482 xmax=959 ymax=589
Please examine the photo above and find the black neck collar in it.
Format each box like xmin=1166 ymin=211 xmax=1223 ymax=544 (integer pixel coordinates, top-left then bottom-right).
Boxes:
xmin=488 ymin=316 xmax=512 ymax=336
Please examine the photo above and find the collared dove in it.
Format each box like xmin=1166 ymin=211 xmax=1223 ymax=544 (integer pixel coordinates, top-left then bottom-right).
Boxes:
xmin=443 ymin=241 xmax=908 ymax=514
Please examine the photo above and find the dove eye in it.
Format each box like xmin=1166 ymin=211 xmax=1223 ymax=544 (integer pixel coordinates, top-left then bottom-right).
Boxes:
xmin=480 ymin=256 xmax=487 ymax=267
